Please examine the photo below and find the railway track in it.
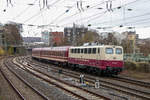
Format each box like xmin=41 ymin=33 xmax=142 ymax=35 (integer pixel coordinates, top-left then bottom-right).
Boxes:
xmin=113 ymin=75 xmax=150 ymax=88
xmin=2 ymin=58 xmax=49 ymax=100
xmin=14 ymin=57 xmax=110 ymax=100
xmin=22 ymin=56 xmax=150 ymax=100
xmin=0 ymin=58 xmax=25 ymax=100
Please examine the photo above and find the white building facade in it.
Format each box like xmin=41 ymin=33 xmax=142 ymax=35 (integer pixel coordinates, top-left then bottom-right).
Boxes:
xmin=41 ymin=30 xmax=50 ymax=45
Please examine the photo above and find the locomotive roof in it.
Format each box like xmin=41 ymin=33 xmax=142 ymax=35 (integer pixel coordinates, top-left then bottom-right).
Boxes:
xmin=70 ymin=45 xmax=123 ymax=49
xmin=32 ymin=45 xmax=123 ymax=51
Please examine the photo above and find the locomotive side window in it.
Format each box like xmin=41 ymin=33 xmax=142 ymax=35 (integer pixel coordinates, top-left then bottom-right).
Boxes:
xmin=71 ymin=49 xmax=73 ymax=53
xmin=84 ymin=48 xmax=87 ymax=54
xmin=116 ymin=48 xmax=122 ymax=54
xmin=88 ymin=48 xmax=92 ymax=54
xmin=106 ymin=48 xmax=113 ymax=54
xmin=92 ymin=48 xmax=96 ymax=54
xmin=75 ymin=49 xmax=77 ymax=53
xmin=81 ymin=49 xmax=84 ymax=53
xmin=78 ymin=49 xmax=80 ymax=53
xmin=98 ymin=48 xmax=100 ymax=53
xmin=73 ymin=49 xmax=75 ymax=53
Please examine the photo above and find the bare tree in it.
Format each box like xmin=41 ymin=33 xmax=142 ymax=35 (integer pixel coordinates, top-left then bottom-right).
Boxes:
xmin=3 ymin=24 xmax=23 ymax=46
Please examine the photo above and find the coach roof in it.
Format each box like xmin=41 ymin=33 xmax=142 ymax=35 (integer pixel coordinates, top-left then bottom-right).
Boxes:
xmin=32 ymin=46 xmax=71 ymax=51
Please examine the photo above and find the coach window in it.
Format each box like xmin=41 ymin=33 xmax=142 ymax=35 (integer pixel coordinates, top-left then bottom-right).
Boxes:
xmin=93 ymin=48 xmax=96 ymax=54
xmin=84 ymin=48 xmax=87 ymax=54
xmin=106 ymin=48 xmax=113 ymax=54
xmin=88 ymin=48 xmax=92 ymax=54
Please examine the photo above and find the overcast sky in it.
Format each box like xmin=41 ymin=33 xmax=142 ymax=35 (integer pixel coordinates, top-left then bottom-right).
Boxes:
xmin=0 ymin=0 xmax=150 ymax=38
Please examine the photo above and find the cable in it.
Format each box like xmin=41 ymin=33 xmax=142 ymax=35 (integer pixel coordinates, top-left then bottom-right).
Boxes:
xmin=60 ymin=0 xmax=137 ymax=27
xmin=6 ymin=0 xmax=13 ymax=7
xmin=56 ymin=0 xmax=108 ymax=23
xmin=23 ymin=0 xmax=62 ymax=24
xmin=86 ymin=0 xmax=140 ymax=23
xmin=48 ymin=12 xmax=66 ymax=25
xmin=58 ymin=0 xmax=140 ymax=27
xmin=93 ymin=11 xmax=150 ymax=26
xmin=12 ymin=0 xmax=38 ymax=20
xmin=92 ymin=17 xmax=150 ymax=30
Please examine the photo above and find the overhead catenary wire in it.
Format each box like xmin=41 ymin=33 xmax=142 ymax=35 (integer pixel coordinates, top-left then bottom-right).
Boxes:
xmin=60 ymin=0 xmax=137 ymax=27
xmin=11 ymin=0 xmax=150 ymax=34
xmin=39 ymin=0 xmax=49 ymax=9
xmin=23 ymin=0 xmax=63 ymax=24
xmin=12 ymin=0 xmax=38 ymax=20
xmin=85 ymin=0 xmax=140 ymax=23
xmin=94 ymin=11 xmax=150 ymax=26
xmin=6 ymin=0 xmax=13 ymax=7
xmin=91 ymin=16 xmax=150 ymax=30
xmin=56 ymin=0 xmax=109 ymax=24
xmin=58 ymin=0 xmax=140 ymax=27
xmin=47 ymin=1 xmax=77 ymax=25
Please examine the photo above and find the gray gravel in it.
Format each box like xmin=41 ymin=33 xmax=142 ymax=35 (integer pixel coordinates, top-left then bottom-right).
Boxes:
xmin=27 ymin=57 xmax=147 ymax=100
xmin=10 ymin=59 xmax=78 ymax=100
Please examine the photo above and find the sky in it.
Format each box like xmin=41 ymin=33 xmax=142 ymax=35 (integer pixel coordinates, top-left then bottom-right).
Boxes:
xmin=0 ymin=0 xmax=150 ymax=39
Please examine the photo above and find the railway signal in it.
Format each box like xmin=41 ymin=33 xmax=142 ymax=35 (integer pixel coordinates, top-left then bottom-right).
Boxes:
xmin=95 ymin=80 xmax=100 ymax=89
xmin=80 ymin=74 xmax=85 ymax=84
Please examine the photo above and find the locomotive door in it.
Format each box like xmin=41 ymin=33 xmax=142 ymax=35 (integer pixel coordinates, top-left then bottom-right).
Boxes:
xmin=96 ymin=48 xmax=100 ymax=66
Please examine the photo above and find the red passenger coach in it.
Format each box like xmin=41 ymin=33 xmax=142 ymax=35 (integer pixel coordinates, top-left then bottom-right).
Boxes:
xmin=32 ymin=46 xmax=71 ymax=64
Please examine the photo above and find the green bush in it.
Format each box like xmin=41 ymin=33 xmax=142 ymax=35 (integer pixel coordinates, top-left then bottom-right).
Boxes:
xmin=137 ymin=62 xmax=150 ymax=73
xmin=124 ymin=61 xmax=137 ymax=70
xmin=124 ymin=61 xmax=150 ymax=73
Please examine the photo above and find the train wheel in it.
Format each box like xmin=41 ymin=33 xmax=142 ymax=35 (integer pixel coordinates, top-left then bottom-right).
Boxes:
xmin=115 ymin=72 xmax=118 ymax=75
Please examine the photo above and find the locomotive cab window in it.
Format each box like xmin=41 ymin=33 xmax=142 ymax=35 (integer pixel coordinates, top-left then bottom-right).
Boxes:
xmin=116 ymin=48 xmax=122 ymax=54
xmin=106 ymin=48 xmax=113 ymax=54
